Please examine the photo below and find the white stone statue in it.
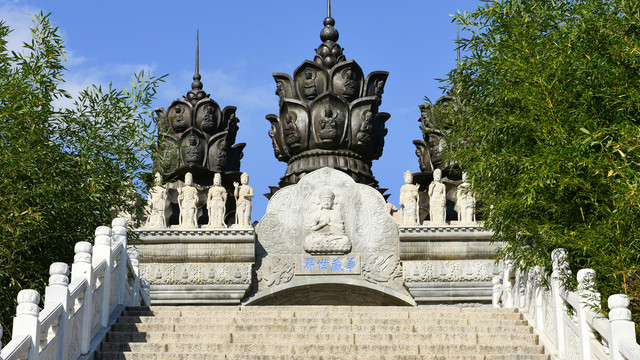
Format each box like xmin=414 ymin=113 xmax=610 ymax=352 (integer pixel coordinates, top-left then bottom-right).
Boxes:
xmin=207 ymin=173 xmax=227 ymax=228
xmin=304 ymin=188 xmax=351 ymax=254
xmin=456 ymin=172 xmax=476 ymax=225
xmin=145 ymin=172 xmax=168 ymax=228
xmin=233 ymin=172 xmax=254 ymax=227
xmin=399 ymin=170 xmax=420 ymax=225
xmin=428 ymin=168 xmax=447 ymax=225
xmin=178 ymin=172 xmax=199 ymax=228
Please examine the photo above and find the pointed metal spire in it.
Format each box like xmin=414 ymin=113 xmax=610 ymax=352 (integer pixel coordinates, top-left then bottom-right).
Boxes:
xmin=196 ymin=28 xmax=200 ymax=76
xmin=186 ymin=28 xmax=207 ymax=104
xmin=327 ymin=0 xmax=331 ymax=18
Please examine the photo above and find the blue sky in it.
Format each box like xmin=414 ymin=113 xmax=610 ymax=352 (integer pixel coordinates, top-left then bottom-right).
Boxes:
xmin=1 ymin=0 xmax=483 ymax=218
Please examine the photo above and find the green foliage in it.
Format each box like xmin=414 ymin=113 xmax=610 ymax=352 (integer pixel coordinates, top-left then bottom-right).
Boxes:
xmin=0 ymin=13 xmax=164 ymax=343
xmin=444 ymin=0 xmax=640 ymax=335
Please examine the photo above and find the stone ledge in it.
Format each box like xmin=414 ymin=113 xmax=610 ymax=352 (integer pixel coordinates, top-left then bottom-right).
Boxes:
xmin=399 ymin=224 xmax=494 ymax=241
xmin=135 ymin=227 xmax=255 ymax=244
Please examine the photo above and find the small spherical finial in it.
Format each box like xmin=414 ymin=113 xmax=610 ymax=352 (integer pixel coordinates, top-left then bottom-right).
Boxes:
xmin=320 ymin=17 xmax=339 ymax=43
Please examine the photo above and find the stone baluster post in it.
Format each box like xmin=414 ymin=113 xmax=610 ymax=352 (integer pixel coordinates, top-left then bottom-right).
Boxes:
xmin=44 ymin=262 xmax=70 ymax=360
xmin=492 ymin=276 xmax=502 ymax=308
xmin=128 ymin=250 xmax=141 ymax=305
xmin=502 ymin=259 xmax=515 ymax=308
xmin=551 ymin=248 xmax=569 ymax=359
xmin=533 ymin=266 xmax=545 ymax=334
xmin=111 ymin=218 xmax=128 ymax=306
xmin=71 ymin=241 xmax=93 ymax=355
xmin=577 ymin=268 xmax=599 ymax=360
xmin=608 ymin=294 xmax=637 ymax=360
xmin=93 ymin=226 xmax=112 ymax=327
xmin=12 ymin=289 xmax=40 ymax=360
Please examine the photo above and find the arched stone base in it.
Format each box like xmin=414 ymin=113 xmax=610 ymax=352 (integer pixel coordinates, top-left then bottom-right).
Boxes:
xmin=244 ymin=277 xmax=416 ymax=306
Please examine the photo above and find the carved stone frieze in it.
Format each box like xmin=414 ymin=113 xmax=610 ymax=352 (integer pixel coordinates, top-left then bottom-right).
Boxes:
xmin=402 ymin=260 xmax=502 ymax=283
xmin=139 ymin=262 xmax=252 ymax=285
xmin=256 ymin=255 xmax=294 ymax=287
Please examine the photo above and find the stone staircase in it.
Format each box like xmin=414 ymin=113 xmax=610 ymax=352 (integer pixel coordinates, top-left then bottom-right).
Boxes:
xmin=95 ymin=306 xmax=549 ymax=360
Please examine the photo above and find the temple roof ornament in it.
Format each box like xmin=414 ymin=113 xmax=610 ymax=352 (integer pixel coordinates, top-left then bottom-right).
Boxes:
xmin=153 ymin=30 xmax=245 ymax=185
xmin=266 ymin=0 xmax=390 ymax=195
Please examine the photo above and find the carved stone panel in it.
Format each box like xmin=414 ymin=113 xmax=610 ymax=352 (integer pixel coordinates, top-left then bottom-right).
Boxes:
xmin=255 ymin=167 xmax=407 ymax=301
xmin=139 ymin=262 xmax=252 ymax=285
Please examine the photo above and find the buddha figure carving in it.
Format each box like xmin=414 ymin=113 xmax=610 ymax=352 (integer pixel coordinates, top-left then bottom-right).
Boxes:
xmin=399 ymin=170 xmax=420 ymax=225
xmin=357 ymin=111 xmax=373 ymax=145
xmin=428 ymin=168 xmax=447 ymax=225
xmin=145 ymin=172 xmax=168 ymax=228
xmin=233 ymin=172 xmax=254 ymax=228
xmin=283 ymin=113 xmax=301 ymax=147
xmin=303 ymin=68 xmax=318 ymax=100
xmin=342 ymin=68 xmax=356 ymax=101
xmin=172 ymin=105 xmax=188 ymax=132
xmin=178 ymin=172 xmax=199 ymax=228
xmin=456 ymin=172 xmax=476 ymax=225
xmin=201 ymin=105 xmax=215 ymax=133
xmin=304 ymin=188 xmax=351 ymax=254
xmin=276 ymin=81 xmax=285 ymax=104
xmin=207 ymin=173 xmax=227 ymax=228
xmin=319 ymin=106 xmax=339 ymax=141
xmin=185 ymin=134 xmax=202 ymax=165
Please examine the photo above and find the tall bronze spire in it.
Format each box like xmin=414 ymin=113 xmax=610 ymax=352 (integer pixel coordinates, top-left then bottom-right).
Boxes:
xmin=186 ymin=28 xmax=207 ymax=105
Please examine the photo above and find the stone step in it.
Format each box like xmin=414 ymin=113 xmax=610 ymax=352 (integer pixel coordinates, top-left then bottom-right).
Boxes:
xmin=111 ymin=322 xmax=533 ymax=335
xmin=97 ymin=352 xmax=550 ymax=360
xmin=120 ymin=309 xmax=522 ymax=321
xmin=140 ymin=305 xmax=516 ymax=314
xmin=105 ymin=331 xmax=539 ymax=346
xmin=99 ymin=342 xmax=545 ymax=356
xmin=115 ymin=315 xmax=529 ymax=328
xmin=116 ymin=315 xmax=529 ymax=327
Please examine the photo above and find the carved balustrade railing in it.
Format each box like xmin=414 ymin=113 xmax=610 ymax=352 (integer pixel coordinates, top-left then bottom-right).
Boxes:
xmin=0 ymin=218 xmax=149 ymax=360
xmin=493 ymin=248 xmax=640 ymax=360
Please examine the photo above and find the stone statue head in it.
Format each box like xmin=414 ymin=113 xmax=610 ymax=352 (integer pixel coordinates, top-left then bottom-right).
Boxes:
xmin=319 ymin=188 xmax=336 ymax=209
xmin=240 ymin=172 xmax=249 ymax=185
xmin=403 ymin=170 xmax=413 ymax=184
xmin=433 ymin=168 xmax=442 ymax=182
xmin=462 ymin=172 xmax=468 ymax=182
xmin=213 ymin=173 xmax=222 ymax=186
xmin=185 ymin=172 xmax=193 ymax=185
xmin=154 ymin=172 xmax=162 ymax=185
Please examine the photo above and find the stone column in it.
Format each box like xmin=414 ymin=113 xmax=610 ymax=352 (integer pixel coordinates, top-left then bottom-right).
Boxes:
xmin=44 ymin=262 xmax=70 ymax=360
xmin=111 ymin=218 xmax=128 ymax=306
xmin=551 ymin=248 xmax=569 ymax=359
xmin=70 ymin=241 xmax=93 ymax=355
xmin=12 ymin=289 xmax=40 ymax=360
xmin=93 ymin=226 xmax=112 ymax=327
xmin=577 ymin=268 xmax=599 ymax=360
xmin=608 ymin=294 xmax=637 ymax=360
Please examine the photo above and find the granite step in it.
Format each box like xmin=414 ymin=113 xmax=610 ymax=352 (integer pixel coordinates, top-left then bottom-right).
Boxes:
xmin=97 ymin=352 xmax=550 ymax=360
xmin=110 ymin=322 xmax=533 ymax=334
xmin=99 ymin=342 xmax=545 ymax=355
xmin=105 ymin=331 xmax=539 ymax=346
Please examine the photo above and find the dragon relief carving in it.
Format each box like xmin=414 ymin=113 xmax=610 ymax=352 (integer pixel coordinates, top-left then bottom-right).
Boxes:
xmin=257 ymin=256 xmax=294 ymax=287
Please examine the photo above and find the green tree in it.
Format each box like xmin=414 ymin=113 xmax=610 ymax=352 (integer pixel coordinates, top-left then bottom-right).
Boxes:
xmin=0 ymin=13 xmax=163 ymax=342
xmin=443 ymin=0 xmax=640 ymax=331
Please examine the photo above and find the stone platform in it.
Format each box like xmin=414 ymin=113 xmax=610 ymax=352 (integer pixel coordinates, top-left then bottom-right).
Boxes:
xmin=132 ymin=228 xmax=254 ymax=305
xmin=399 ymin=224 xmax=502 ymax=304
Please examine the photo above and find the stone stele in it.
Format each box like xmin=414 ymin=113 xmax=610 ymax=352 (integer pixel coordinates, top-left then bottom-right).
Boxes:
xmin=249 ymin=167 xmax=414 ymax=306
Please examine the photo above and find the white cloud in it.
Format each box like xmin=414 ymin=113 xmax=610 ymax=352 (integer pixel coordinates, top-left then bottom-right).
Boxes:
xmin=1 ymin=2 xmax=38 ymax=55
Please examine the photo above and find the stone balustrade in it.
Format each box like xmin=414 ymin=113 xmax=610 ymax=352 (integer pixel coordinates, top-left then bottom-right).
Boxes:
xmin=493 ymin=248 xmax=640 ymax=360
xmin=0 ymin=218 xmax=148 ymax=360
